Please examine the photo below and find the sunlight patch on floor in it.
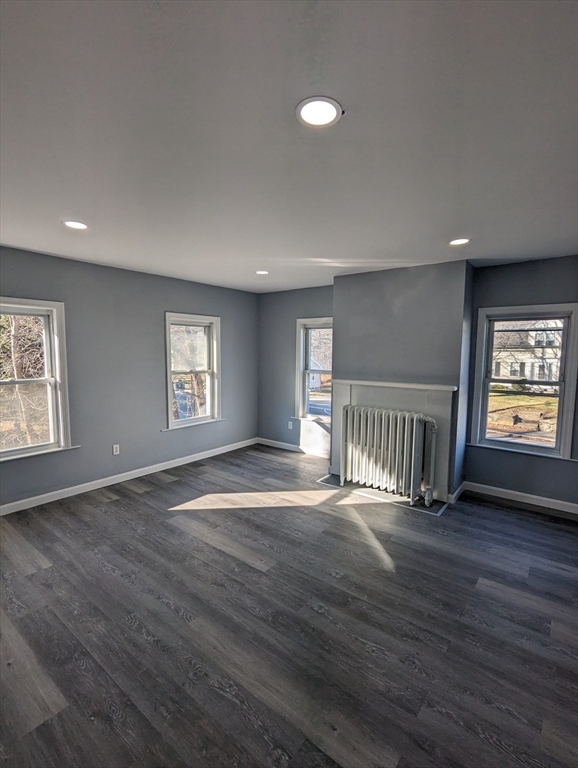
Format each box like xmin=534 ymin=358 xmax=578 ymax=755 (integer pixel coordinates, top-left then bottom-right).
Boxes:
xmin=342 ymin=505 xmax=396 ymax=572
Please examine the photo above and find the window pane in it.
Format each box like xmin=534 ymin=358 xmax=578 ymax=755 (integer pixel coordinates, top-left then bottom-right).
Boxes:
xmin=485 ymin=382 xmax=559 ymax=448
xmin=172 ymin=373 xmax=207 ymax=420
xmin=170 ymin=325 xmax=208 ymax=371
xmin=307 ymin=328 xmax=332 ymax=371
xmin=306 ymin=372 xmax=332 ymax=417
xmin=0 ymin=382 xmax=52 ymax=450
xmin=0 ymin=314 xmax=46 ymax=379
xmin=492 ymin=319 xmax=563 ymax=382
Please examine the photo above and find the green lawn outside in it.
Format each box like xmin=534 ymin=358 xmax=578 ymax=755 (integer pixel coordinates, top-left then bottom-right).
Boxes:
xmin=486 ymin=390 xmax=558 ymax=443
xmin=488 ymin=391 xmax=558 ymax=418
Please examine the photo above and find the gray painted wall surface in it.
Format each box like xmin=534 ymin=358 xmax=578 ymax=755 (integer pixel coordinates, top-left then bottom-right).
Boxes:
xmin=3 ymin=246 xmax=576 ymax=508
xmin=451 ymin=262 xmax=474 ymax=491
xmin=332 ymin=261 xmax=469 ymax=387
xmin=257 ymin=286 xmax=333 ymax=447
xmin=332 ymin=261 xmax=470 ymax=493
xmin=0 ymin=247 xmax=258 ymax=505
xmin=465 ymin=254 xmax=578 ymax=503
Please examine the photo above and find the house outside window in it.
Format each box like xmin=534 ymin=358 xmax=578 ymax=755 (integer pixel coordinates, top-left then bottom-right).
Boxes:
xmin=471 ymin=304 xmax=578 ymax=457
xmin=0 ymin=297 xmax=71 ymax=460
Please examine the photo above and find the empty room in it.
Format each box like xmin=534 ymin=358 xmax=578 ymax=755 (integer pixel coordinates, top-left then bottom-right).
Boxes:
xmin=0 ymin=1 xmax=577 ymax=767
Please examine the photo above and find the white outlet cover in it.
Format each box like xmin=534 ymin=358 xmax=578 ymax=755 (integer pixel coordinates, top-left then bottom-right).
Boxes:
xmin=288 ymin=421 xmax=292 ymax=429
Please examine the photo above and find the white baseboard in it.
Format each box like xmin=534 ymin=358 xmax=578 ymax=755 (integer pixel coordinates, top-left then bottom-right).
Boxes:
xmin=0 ymin=437 xmax=330 ymax=516
xmin=5 ymin=438 xmax=574 ymax=520
xmin=460 ymin=481 xmax=578 ymax=517
xmin=0 ymin=438 xmax=260 ymax=516
xmin=255 ymin=438 xmax=329 ymax=458
xmin=256 ymin=438 xmax=303 ymax=453
xmin=448 ymin=482 xmax=465 ymax=504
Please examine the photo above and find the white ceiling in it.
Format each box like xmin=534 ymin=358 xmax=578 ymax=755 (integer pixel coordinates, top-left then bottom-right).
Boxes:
xmin=1 ymin=0 xmax=576 ymax=293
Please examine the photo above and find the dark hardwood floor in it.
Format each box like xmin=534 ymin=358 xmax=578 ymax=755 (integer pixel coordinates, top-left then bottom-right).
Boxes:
xmin=1 ymin=445 xmax=577 ymax=768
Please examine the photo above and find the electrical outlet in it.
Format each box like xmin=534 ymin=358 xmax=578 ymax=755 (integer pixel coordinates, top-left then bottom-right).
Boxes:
xmin=112 ymin=444 xmax=120 ymax=455
xmin=288 ymin=421 xmax=293 ymax=430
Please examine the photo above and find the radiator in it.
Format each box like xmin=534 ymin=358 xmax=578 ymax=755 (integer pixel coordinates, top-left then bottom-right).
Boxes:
xmin=340 ymin=405 xmax=438 ymax=507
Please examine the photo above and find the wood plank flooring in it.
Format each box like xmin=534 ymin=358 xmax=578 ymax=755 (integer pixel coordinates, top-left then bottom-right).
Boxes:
xmin=1 ymin=444 xmax=576 ymax=768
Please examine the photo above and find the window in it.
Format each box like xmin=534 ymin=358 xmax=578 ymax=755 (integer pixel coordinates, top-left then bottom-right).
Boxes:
xmin=0 ymin=297 xmax=71 ymax=460
xmin=166 ymin=313 xmax=220 ymax=428
xmin=533 ymin=331 xmax=557 ymax=347
xmin=472 ymin=304 xmax=578 ymax=457
xmin=296 ymin=318 xmax=333 ymax=419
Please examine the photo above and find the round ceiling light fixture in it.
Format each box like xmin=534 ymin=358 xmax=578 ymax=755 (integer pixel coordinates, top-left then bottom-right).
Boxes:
xmin=449 ymin=238 xmax=470 ymax=246
xmin=296 ymin=97 xmax=343 ymax=127
xmin=63 ymin=220 xmax=88 ymax=230
xmin=256 ymin=270 xmax=269 ymax=275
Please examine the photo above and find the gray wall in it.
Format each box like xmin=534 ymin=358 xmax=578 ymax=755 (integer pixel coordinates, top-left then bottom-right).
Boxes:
xmin=332 ymin=261 xmax=471 ymax=493
xmin=451 ymin=262 xmax=474 ymax=491
xmin=465 ymin=254 xmax=578 ymax=503
xmin=3 ymin=245 xmax=576 ymax=508
xmin=332 ymin=261 xmax=469 ymax=387
xmin=0 ymin=247 xmax=259 ymax=506
xmin=257 ymin=286 xmax=333 ymax=447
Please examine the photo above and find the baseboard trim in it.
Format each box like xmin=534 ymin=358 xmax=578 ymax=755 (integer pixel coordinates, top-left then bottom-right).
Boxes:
xmin=461 ymin=481 xmax=578 ymax=517
xmin=0 ymin=438 xmax=260 ymax=516
xmin=3 ymin=439 xmax=575 ymax=519
xmin=448 ymin=482 xmax=465 ymax=504
xmin=255 ymin=438 xmax=329 ymax=458
xmin=255 ymin=438 xmax=303 ymax=453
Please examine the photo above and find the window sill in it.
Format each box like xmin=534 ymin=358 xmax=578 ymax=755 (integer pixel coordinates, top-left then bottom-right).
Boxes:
xmin=162 ymin=417 xmax=225 ymax=432
xmin=467 ymin=442 xmax=577 ymax=462
xmin=293 ymin=415 xmax=332 ymax=424
xmin=0 ymin=444 xmax=80 ymax=463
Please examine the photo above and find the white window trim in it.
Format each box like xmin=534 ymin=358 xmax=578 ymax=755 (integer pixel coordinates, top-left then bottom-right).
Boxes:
xmin=165 ymin=312 xmax=221 ymax=429
xmin=471 ymin=303 xmax=578 ymax=459
xmin=295 ymin=317 xmax=333 ymax=421
xmin=0 ymin=296 xmax=71 ymax=461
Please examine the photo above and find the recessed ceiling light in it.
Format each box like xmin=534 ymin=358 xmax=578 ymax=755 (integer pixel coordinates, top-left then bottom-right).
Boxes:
xmin=296 ymin=97 xmax=343 ymax=127
xmin=63 ymin=220 xmax=88 ymax=230
xmin=256 ymin=270 xmax=269 ymax=275
xmin=449 ymin=238 xmax=470 ymax=246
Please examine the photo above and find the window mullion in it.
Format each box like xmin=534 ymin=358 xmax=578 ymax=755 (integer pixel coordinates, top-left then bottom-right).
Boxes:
xmin=171 ymin=369 xmax=209 ymax=375
xmin=0 ymin=377 xmax=54 ymax=385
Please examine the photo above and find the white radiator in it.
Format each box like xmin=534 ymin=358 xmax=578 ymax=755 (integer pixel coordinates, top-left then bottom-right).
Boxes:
xmin=340 ymin=405 xmax=438 ymax=506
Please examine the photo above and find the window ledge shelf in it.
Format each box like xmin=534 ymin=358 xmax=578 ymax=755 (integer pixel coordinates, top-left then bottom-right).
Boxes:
xmin=292 ymin=415 xmax=331 ymax=424
xmin=161 ymin=418 xmax=226 ymax=432
xmin=466 ymin=442 xmax=577 ymax=462
xmin=0 ymin=445 xmax=81 ymax=463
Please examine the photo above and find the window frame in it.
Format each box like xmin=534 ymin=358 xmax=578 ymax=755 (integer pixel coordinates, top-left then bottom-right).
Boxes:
xmin=471 ymin=303 xmax=578 ymax=459
xmin=0 ymin=296 xmax=71 ymax=461
xmin=165 ymin=312 xmax=221 ymax=429
xmin=295 ymin=317 xmax=333 ymax=421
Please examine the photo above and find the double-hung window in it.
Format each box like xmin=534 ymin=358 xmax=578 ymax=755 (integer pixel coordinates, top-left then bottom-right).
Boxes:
xmin=166 ymin=313 xmax=220 ymax=428
xmin=0 ymin=297 xmax=71 ymax=460
xmin=296 ymin=318 xmax=333 ymax=419
xmin=471 ymin=304 xmax=578 ymax=458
